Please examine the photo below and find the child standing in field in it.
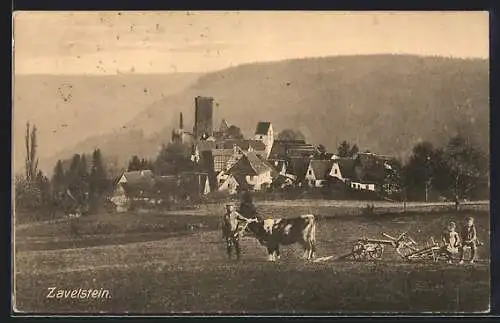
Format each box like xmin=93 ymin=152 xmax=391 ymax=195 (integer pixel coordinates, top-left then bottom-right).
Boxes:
xmin=459 ymin=217 xmax=479 ymax=264
xmin=441 ymin=221 xmax=461 ymax=264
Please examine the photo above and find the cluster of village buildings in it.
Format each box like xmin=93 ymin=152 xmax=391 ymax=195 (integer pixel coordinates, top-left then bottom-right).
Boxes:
xmin=111 ymin=96 xmax=394 ymax=211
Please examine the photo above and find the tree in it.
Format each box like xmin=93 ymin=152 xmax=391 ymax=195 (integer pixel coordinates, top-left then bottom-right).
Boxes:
xmin=382 ymin=158 xmax=404 ymax=199
xmin=277 ymin=129 xmax=306 ymax=141
xmin=403 ymin=141 xmax=457 ymax=202
xmin=52 ymin=160 xmax=65 ymax=188
xmin=443 ymin=135 xmax=488 ymax=206
xmin=315 ymin=144 xmax=328 ymax=159
xmin=127 ymin=155 xmax=154 ymax=172
xmin=140 ymin=158 xmax=155 ymax=170
xmin=51 ymin=159 xmax=68 ymax=214
xmin=127 ymin=155 xmax=142 ymax=171
xmin=350 ymin=144 xmax=359 ymax=157
xmin=16 ymin=122 xmax=54 ymax=221
xmin=51 ymin=159 xmax=66 ymax=199
xmin=35 ymin=170 xmax=53 ymax=215
xmin=24 ymin=122 xmax=39 ymax=185
xmin=65 ymin=154 xmax=88 ymax=212
xmin=154 ymin=142 xmax=194 ymax=175
xmin=89 ymin=149 xmax=109 ymax=212
xmin=224 ymin=125 xmax=244 ymax=139
xmin=403 ymin=141 xmax=436 ymax=201
xmin=337 ymin=141 xmax=351 ymax=158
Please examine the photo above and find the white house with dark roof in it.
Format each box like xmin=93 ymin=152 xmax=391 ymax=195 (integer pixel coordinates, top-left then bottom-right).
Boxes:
xmin=329 ymin=158 xmax=377 ymax=192
xmin=218 ymin=149 xmax=275 ymax=194
xmin=254 ymin=121 xmax=274 ymax=159
xmin=305 ymin=160 xmax=335 ymax=187
xmin=111 ymin=170 xmax=156 ymax=212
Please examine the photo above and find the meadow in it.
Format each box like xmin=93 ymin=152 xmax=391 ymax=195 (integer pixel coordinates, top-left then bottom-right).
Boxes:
xmin=14 ymin=200 xmax=490 ymax=314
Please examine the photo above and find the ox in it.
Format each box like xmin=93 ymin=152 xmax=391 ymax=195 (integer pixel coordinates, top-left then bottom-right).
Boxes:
xmin=245 ymin=214 xmax=317 ymax=262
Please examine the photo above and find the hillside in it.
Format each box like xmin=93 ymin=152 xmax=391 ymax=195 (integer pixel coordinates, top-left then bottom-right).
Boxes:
xmin=13 ymin=73 xmax=202 ymax=173
xmin=39 ymin=55 xmax=489 ymax=175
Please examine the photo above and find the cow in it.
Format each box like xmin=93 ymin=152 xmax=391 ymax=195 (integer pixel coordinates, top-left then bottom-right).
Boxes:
xmin=245 ymin=214 xmax=317 ymax=262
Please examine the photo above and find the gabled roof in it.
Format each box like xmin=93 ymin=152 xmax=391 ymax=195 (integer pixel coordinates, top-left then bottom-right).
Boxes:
xmin=120 ymin=170 xmax=155 ymax=184
xmin=255 ymin=122 xmax=272 ymax=135
xmin=286 ymin=157 xmax=311 ymax=181
xmin=308 ymin=160 xmax=334 ymax=180
xmin=334 ymin=158 xmax=357 ymax=180
xmin=228 ymin=151 xmax=274 ymax=176
xmin=120 ymin=179 xmax=156 ymax=197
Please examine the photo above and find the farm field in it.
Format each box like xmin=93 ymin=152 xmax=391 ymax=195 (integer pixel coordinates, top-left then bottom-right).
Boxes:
xmin=14 ymin=201 xmax=490 ymax=314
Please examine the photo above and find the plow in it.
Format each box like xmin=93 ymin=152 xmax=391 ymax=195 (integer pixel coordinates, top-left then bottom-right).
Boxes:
xmin=314 ymin=231 xmax=448 ymax=263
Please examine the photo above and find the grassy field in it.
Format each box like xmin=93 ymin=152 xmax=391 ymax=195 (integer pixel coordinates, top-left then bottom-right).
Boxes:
xmin=13 ymin=201 xmax=490 ymax=314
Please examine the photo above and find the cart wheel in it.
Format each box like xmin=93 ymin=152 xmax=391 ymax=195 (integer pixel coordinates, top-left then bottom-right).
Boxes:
xmin=396 ymin=246 xmax=413 ymax=259
xmin=352 ymin=242 xmax=365 ymax=260
xmin=366 ymin=244 xmax=382 ymax=260
xmin=369 ymin=243 xmax=384 ymax=259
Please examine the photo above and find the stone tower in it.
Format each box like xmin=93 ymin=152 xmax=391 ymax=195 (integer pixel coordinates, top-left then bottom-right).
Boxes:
xmin=193 ymin=96 xmax=214 ymax=139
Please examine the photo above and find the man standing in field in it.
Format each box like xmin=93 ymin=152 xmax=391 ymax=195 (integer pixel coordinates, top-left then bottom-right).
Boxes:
xmin=221 ymin=203 xmax=248 ymax=260
xmin=441 ymin=221 xmax=461 ymax=264
xmin=459 ymin=217 xmax=479 ymax=264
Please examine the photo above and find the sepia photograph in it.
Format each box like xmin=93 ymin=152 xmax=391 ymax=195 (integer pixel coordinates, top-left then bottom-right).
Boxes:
xmin=12 ymin=11 xmax=490 ymax=314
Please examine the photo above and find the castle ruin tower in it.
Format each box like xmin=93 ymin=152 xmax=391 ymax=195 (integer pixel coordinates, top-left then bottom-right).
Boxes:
xmin=193 ymin=96 xmax=214 ymax=139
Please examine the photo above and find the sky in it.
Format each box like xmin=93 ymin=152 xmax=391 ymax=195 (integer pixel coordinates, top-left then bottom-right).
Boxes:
xmin=13 ymin=11 xmax=489 ymax=75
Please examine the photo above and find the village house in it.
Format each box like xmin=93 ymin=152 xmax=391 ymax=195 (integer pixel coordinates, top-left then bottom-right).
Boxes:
xmin=328 ymin=157 xmax=380 ymax=192
xmin=110 ymin=169 xmax=211 ymax=212
xmin=284 ymin=157 xmax=312 ymax=187
xmin=164 ymin=94 xmax=397 ymax=198
xmin=349 ymin=181 xmax=376 ymax=192
xmin=300 ymin=157 xmax=381 ymax=192
xmin=352 ymin=152 xmax=394 ymax=192
xmin=304 ymin=160 xmax=335 ymax=188
xmin=329 ymin=158 xmax=355 ymax=182
xmin=218 ymin=149 xmax=276 ymax=194
xmin=110 ymin=170 xmax=156 ymax=212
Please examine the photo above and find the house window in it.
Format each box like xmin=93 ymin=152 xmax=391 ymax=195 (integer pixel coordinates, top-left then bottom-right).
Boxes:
xmin=308 ymin=170 xmax=312 ymax=175
xmin=334 ymin=169 xmax=337 ymax=174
